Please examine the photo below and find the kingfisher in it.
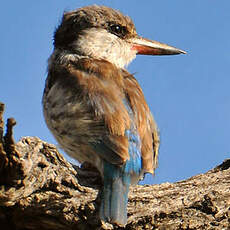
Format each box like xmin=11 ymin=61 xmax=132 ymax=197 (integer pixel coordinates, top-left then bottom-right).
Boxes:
xmin=42 ymin=5 xmax=185 ymax=226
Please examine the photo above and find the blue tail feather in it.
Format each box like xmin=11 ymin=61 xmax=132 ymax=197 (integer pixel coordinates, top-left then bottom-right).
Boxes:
xmin=100 ymin=162 xmax=130 ymax=226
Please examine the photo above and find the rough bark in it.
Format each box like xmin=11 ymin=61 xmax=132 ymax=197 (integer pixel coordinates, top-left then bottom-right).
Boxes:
xmin=0 ymin=102 xmax=229 ymax=230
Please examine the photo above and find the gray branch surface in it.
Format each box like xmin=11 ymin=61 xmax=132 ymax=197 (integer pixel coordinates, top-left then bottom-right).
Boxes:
xmin=0 ymin=102 xmax=229 ymax=230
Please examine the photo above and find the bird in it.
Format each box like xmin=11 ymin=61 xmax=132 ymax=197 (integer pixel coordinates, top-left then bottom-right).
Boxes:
xmin=42 ymin=5 xmax=186 ymax=226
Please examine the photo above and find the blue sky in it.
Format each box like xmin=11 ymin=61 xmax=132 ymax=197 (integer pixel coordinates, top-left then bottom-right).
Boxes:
xmin=1 ymin=1 xmax=230 ymax=184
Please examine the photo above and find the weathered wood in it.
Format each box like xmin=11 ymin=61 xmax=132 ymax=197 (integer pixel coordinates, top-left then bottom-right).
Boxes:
xmin=0 ymin=103 xmax=229 ymax=230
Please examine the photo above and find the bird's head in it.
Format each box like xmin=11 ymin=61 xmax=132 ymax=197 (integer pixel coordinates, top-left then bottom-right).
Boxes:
xmin=54 ymin=5 xmax=186 ymax=68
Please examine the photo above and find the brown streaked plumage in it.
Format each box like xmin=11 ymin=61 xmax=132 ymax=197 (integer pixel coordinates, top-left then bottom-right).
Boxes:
xmin=43 ymin=5 xmax=185 ymax=226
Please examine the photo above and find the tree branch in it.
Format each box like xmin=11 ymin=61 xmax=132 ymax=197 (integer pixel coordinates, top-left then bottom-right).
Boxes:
xmin=0 ymin=102 xmax=229 ymax=230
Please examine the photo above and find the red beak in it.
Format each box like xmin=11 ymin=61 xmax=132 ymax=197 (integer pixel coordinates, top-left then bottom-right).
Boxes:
xmin=130 ymin=37 xmax=186 ymax=55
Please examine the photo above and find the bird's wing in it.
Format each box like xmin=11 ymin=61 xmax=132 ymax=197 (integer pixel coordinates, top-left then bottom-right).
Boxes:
xmin=124 ymin=73 xmax=159 ymax=174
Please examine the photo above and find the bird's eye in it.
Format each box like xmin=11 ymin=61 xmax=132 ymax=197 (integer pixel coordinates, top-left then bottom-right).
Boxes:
xmin=109 ymin=24 xmax=127 ymax=37
xmin=110 ymin=25 xmax=122 ymax=34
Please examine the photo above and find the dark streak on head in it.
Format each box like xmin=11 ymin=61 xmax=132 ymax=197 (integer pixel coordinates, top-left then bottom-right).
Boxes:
xmin=54 ymin=5 xmax=137 ymax=49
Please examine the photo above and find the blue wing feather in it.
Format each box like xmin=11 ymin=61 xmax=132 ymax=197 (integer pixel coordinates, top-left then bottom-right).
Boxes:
xmin=99 ymin=98 xmax=142 ymax=225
